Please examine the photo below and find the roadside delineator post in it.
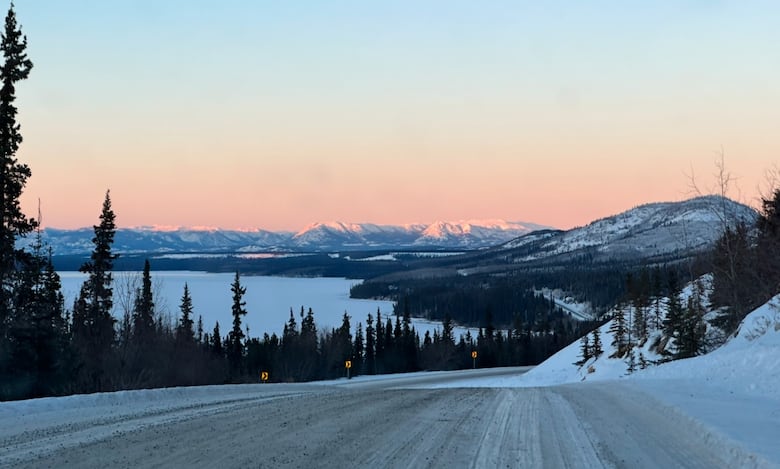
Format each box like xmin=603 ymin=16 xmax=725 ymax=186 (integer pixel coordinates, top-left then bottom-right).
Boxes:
xmin=471 ymin=350 xmax=477 ymax=369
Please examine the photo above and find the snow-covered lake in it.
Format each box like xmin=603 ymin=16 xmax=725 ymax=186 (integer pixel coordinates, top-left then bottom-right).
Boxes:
xmin=58 ymin=272 xmax=468 ymax=339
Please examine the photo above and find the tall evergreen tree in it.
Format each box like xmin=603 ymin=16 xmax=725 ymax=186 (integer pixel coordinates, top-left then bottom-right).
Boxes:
xmin=131 ymin=259 xmax=155 ymax=344
xmin=72 ymin=190 xmax=118 ymax=392
xmin=298 ymin=307 xmax=318 ymax=380
xmin=608 ymin=307 xmax=627 ymax=358
xmin=176 ymin=283 xmax=195 ymax=343
xmin=0 ymin=4 xmax=35 ymax=399
xmin=0 ymin=3 xmax=34 ymax=305
xmin=662 ymin=274 xmax=684 ymax=358
xmin=677 ymin=283 xmax=708 ymax=359
xmin=438 ymin=312 xmax=456 ymax=370
xmin=226 ymin=272 xmax=247 ymax=378
xmin=364 ymin=312 xmax=376 ymax=374
xmin=338 ymin=312 xmax=352 ymax=356
xmin=591 ymin=326 xmax=603 ymax=358
xmin=575 ymin=334 xmax=590 ymax=367
xmin=374 ymin=309 xmax=384 ymax=372
xmin=384 ymin=317 xmax=393 ymax=353
xmin=211 ymin=321 xmax=223 ymax=356
xmin=353 ymin=322 xmax=364 ymax=375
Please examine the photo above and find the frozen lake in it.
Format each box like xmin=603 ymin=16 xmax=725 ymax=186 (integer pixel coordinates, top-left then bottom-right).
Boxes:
xmin=58 ymin=272 xmax=470 ymax=340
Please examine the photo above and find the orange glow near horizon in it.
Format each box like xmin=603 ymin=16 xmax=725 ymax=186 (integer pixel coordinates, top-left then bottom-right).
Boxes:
xmin=12 ymin=2 xmax=780 ymax=232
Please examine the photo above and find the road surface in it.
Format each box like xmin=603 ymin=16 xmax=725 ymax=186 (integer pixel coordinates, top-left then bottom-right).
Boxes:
xmin=0 ymin=367 xmax=772 ymax=468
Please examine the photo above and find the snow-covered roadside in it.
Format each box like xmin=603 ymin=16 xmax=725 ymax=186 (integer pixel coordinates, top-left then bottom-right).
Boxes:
xmin=0 ymin=383 xmax=316 ymax=443
xmin=510 ymin=295 xmax=780 ymax=465
xmin=0 ymin=383 xmax=323 ymax=465
xmin=411 ymin=291 xmax=780 ymax=464
xmin=625 ymin=300 xmax=780 ymax=463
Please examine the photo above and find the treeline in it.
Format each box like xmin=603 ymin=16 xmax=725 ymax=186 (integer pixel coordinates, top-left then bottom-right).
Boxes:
xmin=247 ymin=302 xmax=597 ymax=382
xmin=710 ymin=188 xmax=780 ymax=334
xmin=350 ymin=263 xmax=691 ymax=328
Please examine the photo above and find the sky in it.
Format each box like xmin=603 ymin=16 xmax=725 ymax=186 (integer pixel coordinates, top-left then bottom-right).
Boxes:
xmin=11 ymin=1 xmax=780 ymax=231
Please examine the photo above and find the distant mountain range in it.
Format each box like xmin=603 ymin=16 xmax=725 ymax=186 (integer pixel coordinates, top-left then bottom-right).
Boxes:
xmin=32 ymin=220 xmax=552 ymax=255
xmin=28 ymin=196 xmax=756 ymax=263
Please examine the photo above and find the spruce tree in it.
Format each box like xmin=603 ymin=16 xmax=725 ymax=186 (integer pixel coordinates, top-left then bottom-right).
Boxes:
xmin=353 ymin=322 xmax=364 ymax=375
xmin=441 ymin=313 xmax=454 ymax=346
xmin=677 ymin=285 xmax=707 ymax=359
xmin=131 ymin=259 xmax=155 ymax=344
xmin=0 ymin=4 xmax=35 ymax=399
xmin=662 ymin=273 xmax=686 ymax=359
xmin=756 ymin=189 xmax=780 ymax=298
xmin=608 ymin=307 xmax=627 ymax=358
xmin=575 ymin=334 xmax=591 ymax=367
xmin=364 ymin=312 xmax=376 ymax=374
xmin=299 ymin=307 xmax=318 ymax=380
xmin=438 ymin=313 xmax=456 ymax=370
xmin=375 ymin=309 xmax=385 ymax=373
xmin=384 ymin=317 xmax=393 ymax=362
xmin=0 ymin=3 xmax=34 ymax=308
xmin=591 ymin=326 xmax=603 ymax=358
xmin=72 ymin=190 xmax=118 ymax=392
xmin=338 ymin=312 xmax=352 ymax=358
xmin=176 ymin=283 xmax=195 ymax=343
xmin=211 ymin=321 xmax=223 ymax=356
xmin=226 ymin=272 xmax=247 ymax=378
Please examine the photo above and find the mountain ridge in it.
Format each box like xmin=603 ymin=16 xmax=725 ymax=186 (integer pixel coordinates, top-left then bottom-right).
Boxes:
xmin=33 ymin=219 xmax=551 ymax=255
xmin=498 ymin=195 xmax=756 ymax=265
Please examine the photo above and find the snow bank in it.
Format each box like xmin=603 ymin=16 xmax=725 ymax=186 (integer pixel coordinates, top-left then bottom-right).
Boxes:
xmin=632 ymin=297 xmax=780 ymax=397
xmin=512 ymin=293 xmax=780 ymax=465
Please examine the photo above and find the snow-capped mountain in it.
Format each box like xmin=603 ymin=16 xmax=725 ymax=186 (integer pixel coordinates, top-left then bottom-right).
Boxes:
xmin=290 ymin=222 xmax=422 ymax=248
xmin=416 ymin=220 xmax=550 ymax=247
xmin=501 ymin=195 xmax=756 ymax=264
xmin=33 ymin=220 xmax=549 ymax=255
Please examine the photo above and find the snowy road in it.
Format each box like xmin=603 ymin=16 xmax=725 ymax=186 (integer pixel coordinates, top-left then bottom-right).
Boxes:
xmin=1 ymin=369 xmax=773 ymax=468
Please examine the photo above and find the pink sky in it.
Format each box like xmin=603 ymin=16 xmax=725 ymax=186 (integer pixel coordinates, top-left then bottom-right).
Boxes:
xmin=13 ymin=1 xmax=780 ymax=231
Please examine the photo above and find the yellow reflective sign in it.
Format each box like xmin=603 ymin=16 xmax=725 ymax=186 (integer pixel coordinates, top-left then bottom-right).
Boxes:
xmin=471 ymin=351 xmax=478 ymax=359
xmin=261 ymin=371 xmax=269 ymax=382
xmin=345 ymin=360 xmax=352 ymax=369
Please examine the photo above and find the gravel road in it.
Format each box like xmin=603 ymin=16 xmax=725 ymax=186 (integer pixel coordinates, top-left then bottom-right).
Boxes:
xmin=1 ymin=368 xmax=771 ymax=468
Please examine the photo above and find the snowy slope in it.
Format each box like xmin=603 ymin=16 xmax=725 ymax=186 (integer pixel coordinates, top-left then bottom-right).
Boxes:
xmin=502 ymin=195 xmax=756 ymax=263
